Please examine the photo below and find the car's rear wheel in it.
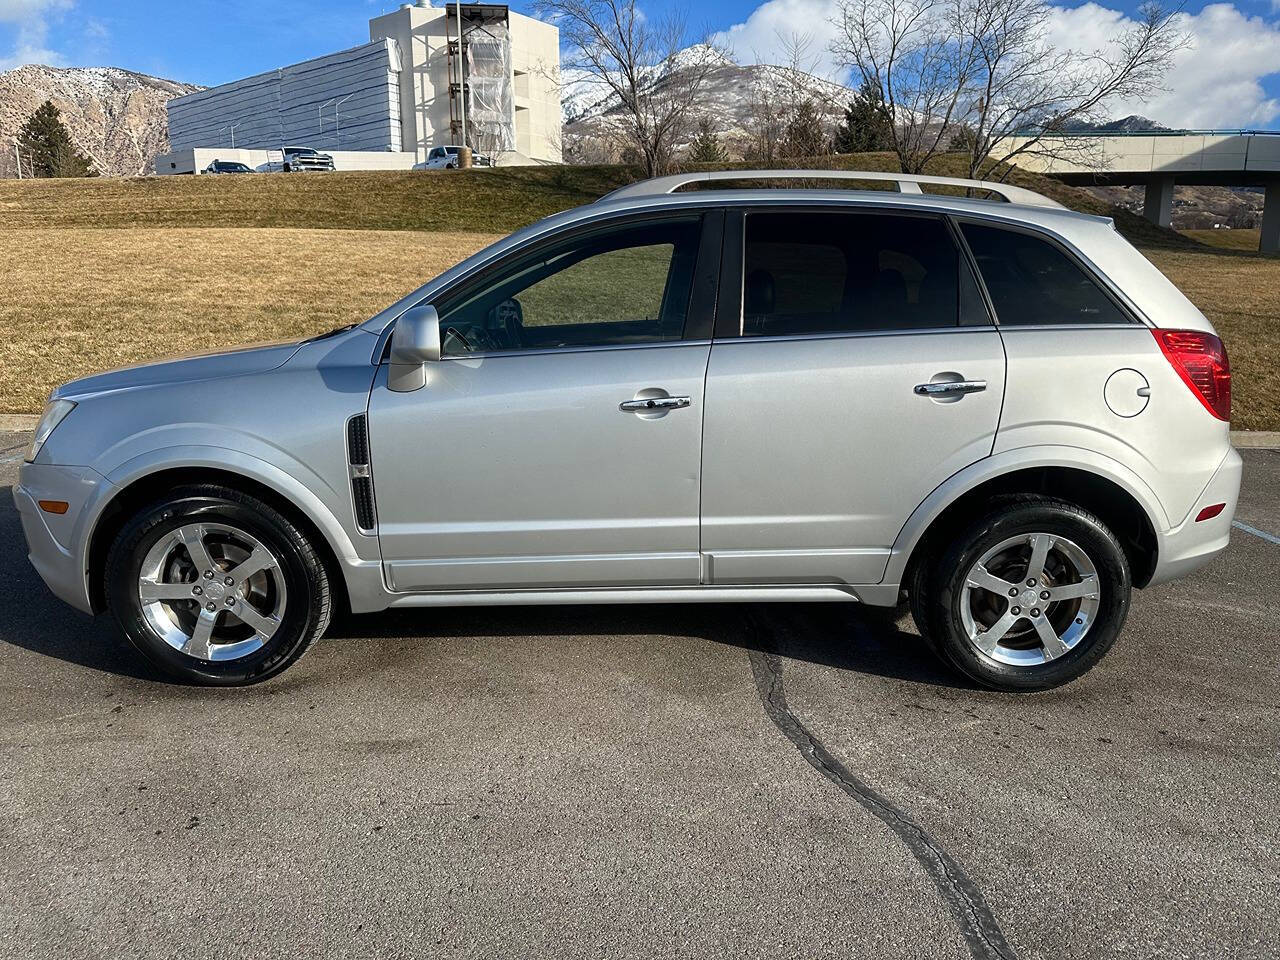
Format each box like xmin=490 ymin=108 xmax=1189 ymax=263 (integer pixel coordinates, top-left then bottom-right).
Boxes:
xmin=105 ymin=484 xmax=331 ymax=685
xmin=912 ymin=496 xmax=1131 ymax=691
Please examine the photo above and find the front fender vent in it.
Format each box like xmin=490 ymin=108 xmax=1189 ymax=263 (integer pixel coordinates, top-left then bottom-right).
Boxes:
xmin=352 ymin=476 xmax=376 ymax=532
xmin=347 ymin=413 xmax=370 ymax=465
xmin=346 ymin=414 xmax=376 ymax=533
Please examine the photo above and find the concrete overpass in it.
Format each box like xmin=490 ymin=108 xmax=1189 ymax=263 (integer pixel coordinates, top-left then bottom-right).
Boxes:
xmin=1006 ymin=131 xmax=1280 ymax=253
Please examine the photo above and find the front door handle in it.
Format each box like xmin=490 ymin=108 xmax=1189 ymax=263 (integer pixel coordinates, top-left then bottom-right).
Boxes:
xmin=620 ymin=396 xmax=691 ymax=412
xmin=914 ymin=380 xmax=987 ymax=397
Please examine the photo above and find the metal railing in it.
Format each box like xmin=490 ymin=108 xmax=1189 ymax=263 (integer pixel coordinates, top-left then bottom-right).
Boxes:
xmin=1010 ymin=128 xmax=1280 ymax=138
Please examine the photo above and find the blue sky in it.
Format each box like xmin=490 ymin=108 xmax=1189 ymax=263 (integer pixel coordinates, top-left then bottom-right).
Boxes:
xmin=2 ymin=0 xmax=1279 ymax=128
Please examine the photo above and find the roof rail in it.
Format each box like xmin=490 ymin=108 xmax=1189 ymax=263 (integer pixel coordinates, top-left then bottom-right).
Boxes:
xmin=599 ymin=169 xmax=1065 ymax=209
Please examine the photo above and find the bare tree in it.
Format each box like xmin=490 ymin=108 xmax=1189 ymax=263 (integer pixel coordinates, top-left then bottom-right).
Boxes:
xmin=831 ymin=0 xmax=1185 ymax=177
xmin=959 ymin=0 xmax=1185 ymax=178
xmin=742 ymin=77 xmax=787 ymax=163
xmin=1225 ymin=205 xmax=1257 ymax=231
xmin=537 ymin=0 xmax=722 ymax=177
xmin=832 ymin=0 xmax=976 ymax=173
xmin=741 ymin=31 xmax=839 ymax=163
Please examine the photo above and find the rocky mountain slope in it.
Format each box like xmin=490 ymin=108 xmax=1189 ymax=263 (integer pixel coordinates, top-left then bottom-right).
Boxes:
xmin=0 ymin=65 xmax=201 ymax=178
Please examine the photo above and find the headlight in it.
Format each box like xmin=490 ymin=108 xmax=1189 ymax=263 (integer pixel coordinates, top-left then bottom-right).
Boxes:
xmin=27 ymin=399 xmax=76 ymax=462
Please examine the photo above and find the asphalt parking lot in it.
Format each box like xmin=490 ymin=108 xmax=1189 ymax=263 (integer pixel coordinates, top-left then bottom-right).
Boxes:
xmin=1 ymin=433 xmax=1277 ymax=960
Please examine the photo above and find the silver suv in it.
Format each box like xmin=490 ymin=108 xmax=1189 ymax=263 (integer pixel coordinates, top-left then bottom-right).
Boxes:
xmin=15 ymin=170 xmax=1241 ymax=689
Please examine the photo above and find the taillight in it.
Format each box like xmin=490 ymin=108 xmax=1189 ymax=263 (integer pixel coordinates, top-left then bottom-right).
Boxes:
xmin=1153 ymin=329 xmax=1231 ymax=421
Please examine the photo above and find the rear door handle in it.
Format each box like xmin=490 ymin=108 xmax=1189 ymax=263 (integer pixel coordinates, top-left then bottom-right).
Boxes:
xmin=914 ymin=380 xmax=987 ymax=397
xmin=620 ymin=396 xmax=691 ymax=411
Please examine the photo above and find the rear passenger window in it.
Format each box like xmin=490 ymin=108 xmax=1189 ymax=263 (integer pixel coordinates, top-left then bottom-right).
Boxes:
xmin=741 ymin=211 xmax=987 ymax=336
xmin=961 ymin=223 xmax=1130 ymax=326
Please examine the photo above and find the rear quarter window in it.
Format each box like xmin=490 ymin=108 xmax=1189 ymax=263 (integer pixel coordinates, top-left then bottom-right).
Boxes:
xmin=961 ymin=223 xmax=1132 ymax=326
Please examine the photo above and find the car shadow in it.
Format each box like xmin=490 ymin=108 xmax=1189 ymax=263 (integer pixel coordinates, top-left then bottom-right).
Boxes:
xmin=328 ymin=597 xmax=971 ymax=689
xmin=0 ymin=484 xmax=969 ymax=690
xmin=0 ymin=486 xmax=156 ymax=680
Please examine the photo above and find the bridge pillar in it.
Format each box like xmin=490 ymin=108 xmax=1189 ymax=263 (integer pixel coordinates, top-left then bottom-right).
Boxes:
xmin=1143 ymin=175 xmax=1176 ymax=229
xmin=1262 ymin=180 xmax=1280 ymax=255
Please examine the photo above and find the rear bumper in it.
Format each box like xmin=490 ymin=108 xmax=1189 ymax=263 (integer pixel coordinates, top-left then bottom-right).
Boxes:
xmin=1147 ymin=446 xmax=1243 ymax=587
xmin=13 ymin=461 xmax=114 ymax=614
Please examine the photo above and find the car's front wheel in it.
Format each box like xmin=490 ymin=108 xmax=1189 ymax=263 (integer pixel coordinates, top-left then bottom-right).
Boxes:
xmin=105 ymin=484 xmax=331 ymax=685
xmin=912 ymin=496 xmax=1132 ymax=691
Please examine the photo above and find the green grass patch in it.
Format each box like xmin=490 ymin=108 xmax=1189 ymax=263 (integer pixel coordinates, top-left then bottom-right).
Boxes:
xmin=1179 ymin=228 xmax=1265 ymax=253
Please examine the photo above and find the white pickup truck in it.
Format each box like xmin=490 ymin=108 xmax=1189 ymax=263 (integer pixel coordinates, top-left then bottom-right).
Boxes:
xmin=412 ymin=146 xmax=493 ymax=170
xmin=264 ymin=147 xmax=335 ymax=173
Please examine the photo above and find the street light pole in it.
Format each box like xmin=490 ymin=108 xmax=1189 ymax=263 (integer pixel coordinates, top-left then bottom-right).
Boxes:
xmin=319 ymin=97 xmax=337 ymax=139
xmin=456 ymin=0 xmax=466 ymax=148
xmin=333 ymin=95 xmax=355 ymax=149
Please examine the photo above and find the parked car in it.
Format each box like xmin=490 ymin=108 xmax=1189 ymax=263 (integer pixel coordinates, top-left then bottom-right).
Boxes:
xmin=202 ymin=160 xmax=254 ymax=175
xmin=267 ymin=147 xmax=335 ymax=173
xmin=15 ymin=170 xmax=1240 ymax=689
xmin=413 ymin=145 xmax=492 ymax=170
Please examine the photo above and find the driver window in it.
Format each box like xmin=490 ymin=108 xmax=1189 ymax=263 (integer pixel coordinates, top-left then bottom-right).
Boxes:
xmin=436 ymin=218 xmax=701 ymax=355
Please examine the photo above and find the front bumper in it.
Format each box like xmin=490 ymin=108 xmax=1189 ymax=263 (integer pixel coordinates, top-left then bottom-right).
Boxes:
xmin=13 ymin=461 xmax=115 ymax=614
xmin=1147 ymin=446 xmax=1244 ymax=587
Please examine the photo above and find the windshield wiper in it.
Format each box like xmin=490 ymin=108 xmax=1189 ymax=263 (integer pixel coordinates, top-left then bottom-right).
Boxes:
xmin=301 ymin=322 xmax=358 ymax=344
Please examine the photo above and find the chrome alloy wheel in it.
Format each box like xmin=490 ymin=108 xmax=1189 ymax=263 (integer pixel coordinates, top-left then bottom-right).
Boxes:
xmin=137 ymin=522 xmax=287 ymax=661
xmin=960 ymin=532 xmax=1102 ymax=667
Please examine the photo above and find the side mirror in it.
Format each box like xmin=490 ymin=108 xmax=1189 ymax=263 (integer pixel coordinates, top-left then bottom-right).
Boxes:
xmin=387 ymin=304 xmax=441 ymax=393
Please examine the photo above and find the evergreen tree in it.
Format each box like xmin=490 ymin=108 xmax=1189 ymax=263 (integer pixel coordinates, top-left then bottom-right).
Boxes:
xmin=779 ymin=99 xmax=827 ymax=159
xmin=947 ymin=126 xmax=978 ymax=154
xmin=17 ymin=101 xmax=94 ymax=178
xmin=687 ymin=117 xmax=728 ymax=164
xmin=832 ymin=81 xmax=894 ymax=154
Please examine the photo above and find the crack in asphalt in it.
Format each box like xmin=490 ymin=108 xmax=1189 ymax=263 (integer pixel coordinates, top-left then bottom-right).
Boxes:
xmin=746 ymin=614 xmax=1017 ymax=960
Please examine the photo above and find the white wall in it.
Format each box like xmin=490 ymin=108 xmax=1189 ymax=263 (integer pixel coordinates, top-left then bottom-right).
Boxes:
xmin=1004 ymin=133 xmax=1280 ymax=176
xmin=509 ymin=10 xmax=561 ymax=162
xmin=154 ymin=148 xmax=418 ymax=175
xmin=369 ymin=3 xmax=561 ymax=164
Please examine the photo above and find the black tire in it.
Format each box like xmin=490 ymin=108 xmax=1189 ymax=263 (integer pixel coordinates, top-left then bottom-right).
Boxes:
xmin=912 ymin=495 xmax=1132 ymax=691
xmin=105 ymin=484 xmax=331 ymax=685
xmin=906 ymin=541 xmax=944 ymax=660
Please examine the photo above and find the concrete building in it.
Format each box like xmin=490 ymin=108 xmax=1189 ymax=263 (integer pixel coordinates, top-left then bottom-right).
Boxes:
xmin=370 ymin=2 xmax=561 ymax=163
xmin=160 ymin=1 xmax=560 ymax=173
xmin=1005 ymin=131 xmax=1280 ymax=253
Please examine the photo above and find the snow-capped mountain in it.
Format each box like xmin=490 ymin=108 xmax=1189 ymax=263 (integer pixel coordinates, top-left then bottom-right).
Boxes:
xmin=0 ymin=65 xmax=202 ymax=177
xmin=1061 ymin=115 xmax=1172 ymax=133
xmin=562 ymin=48 xmax=855 ymax=158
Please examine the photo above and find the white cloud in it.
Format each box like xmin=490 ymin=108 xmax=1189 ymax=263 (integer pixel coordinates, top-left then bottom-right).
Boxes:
xmin=716 ymin=0 xmax=1280 ymax=129
xmin=711 ymin=0 xmax=845 ymax=79
xmin=0 ymin=0 xmax=72 ymax=70
xmin=1044 ymin=2 xmax=1280 ymax=128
